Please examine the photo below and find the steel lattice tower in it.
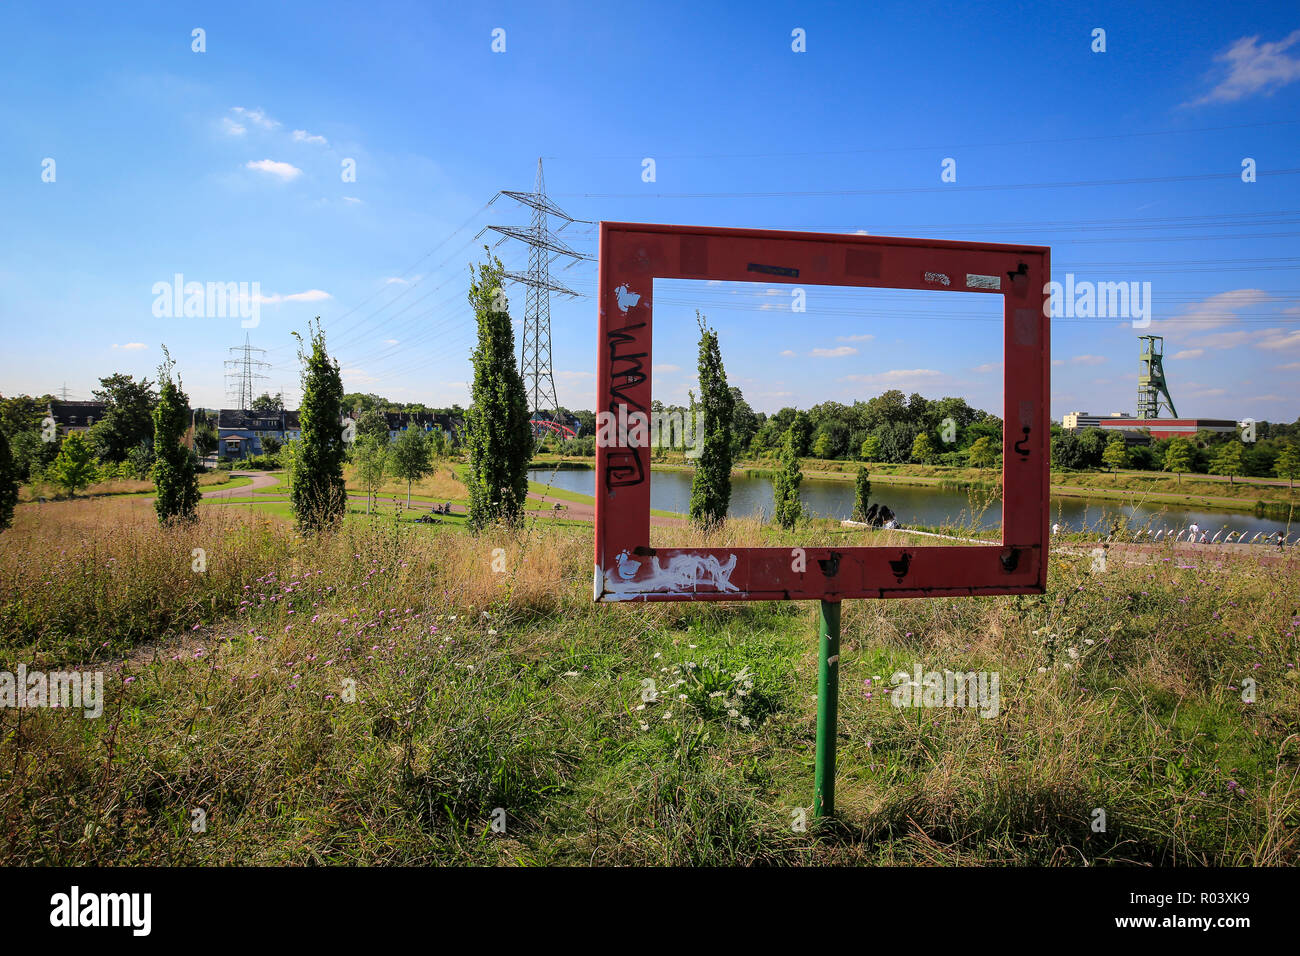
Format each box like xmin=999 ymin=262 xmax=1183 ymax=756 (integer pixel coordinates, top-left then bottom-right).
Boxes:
xmin=1136 ymin=334 xmax=1177 ymax=419
xmin=223 ymin=333 xmax=271 ymax=410
xmin=481 ymin=159 xmax=591 ymax=418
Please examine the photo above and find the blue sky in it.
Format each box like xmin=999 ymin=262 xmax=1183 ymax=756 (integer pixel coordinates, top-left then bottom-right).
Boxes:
xmin=1 ymin=0 xmax=1297 ymax=422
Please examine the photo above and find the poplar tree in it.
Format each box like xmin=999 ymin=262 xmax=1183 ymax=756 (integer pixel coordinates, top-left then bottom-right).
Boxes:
xmin=152 ymin=346 xmax=200 ymax=524
xmin=689 ymin=312 xmax=734 ymax=529
xmin=772 ymin=427 xmax=803 ymax=530
xmin=465 ymin=250 xmax=532 ymax=531
xmin=853 ymin=465 xmax=871 ymax=522
xmin=291 ymin=319 xmax=347 ymax=532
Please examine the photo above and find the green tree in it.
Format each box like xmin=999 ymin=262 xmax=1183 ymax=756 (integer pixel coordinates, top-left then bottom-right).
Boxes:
xmin=0 ymin=428 xmax=17 ymax=531
xmin=729 ymin=387 xmax=759 ymax=456
xmin=262 ymin=435 xmax=282 ymax=456
xmin=251 ymin=391 xmax=284 ymax=412
xmin=151 ymin=347 xmax=200 ymax=524
xmin=390 ymin=427 xmax=432 ymax=505
xmin=1162 ymin=437 xmax=1195 ymax=484
xmin=50 ymin=431 xmax=97 ymax=497
xmin=1210 ymin=441 xmax=1245 ymax=485
xmin=772 ymin=428 xmax=803 ymax=530
xmin=1101 ymin=435 xmax=1129 ymax=472
xmin=859 ymin=434 xmax=881 ymax=461
xmin=355 ymin=408 xmax=389 ymax=446
xmin=353 ymin=435 xmax=388 ymax=514
xmin=853 ymin=465 xmax=871 ymax=522
xmin=967 ymin=435 xmax=998 ymax=469
xmin=910 ymin=431 xmax=936 ymax=464
xmin=790 ymin=410 xmax=812 ymax=458
xmin=464 ymin=250 xmax=532 ymax=531
xmin=291 ymin=319 xmax=348 ymax=532
xmin=1274 ymin=441 xmax=1300 ymax=492
xmin=689 ymin=312 xmax=734 ymax=529
xmin=193 ymin=417 xmax=219 ymax=458
xmin=90 ymin=373 xmax=157 ymax=462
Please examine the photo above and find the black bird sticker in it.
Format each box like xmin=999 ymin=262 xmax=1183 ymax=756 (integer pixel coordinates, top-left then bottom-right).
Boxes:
xmin=888 ymin=551 xmax=912 ymax=582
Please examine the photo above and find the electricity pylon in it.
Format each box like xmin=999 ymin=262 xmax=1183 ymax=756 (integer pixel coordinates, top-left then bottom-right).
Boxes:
xmin=224 ymin=333 xmax=270 ymax=410
xmin=480 ymin=159 xmax=591 ymax=418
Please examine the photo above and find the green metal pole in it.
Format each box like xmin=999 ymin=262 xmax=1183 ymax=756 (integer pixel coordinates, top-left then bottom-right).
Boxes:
xmin=814 ymin=598 xmax=841 ymax=818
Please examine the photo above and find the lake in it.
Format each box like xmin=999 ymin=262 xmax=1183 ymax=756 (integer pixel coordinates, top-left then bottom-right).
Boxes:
xmin=528 ymin=466 xmax=1294 ymax=538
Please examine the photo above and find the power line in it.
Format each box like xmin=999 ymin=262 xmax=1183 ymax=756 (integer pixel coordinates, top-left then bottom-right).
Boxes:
xmin=545 ymin=118 xmax=1300 ymax=162
xmin=559 ymin=167 xmax=1300 ymax=200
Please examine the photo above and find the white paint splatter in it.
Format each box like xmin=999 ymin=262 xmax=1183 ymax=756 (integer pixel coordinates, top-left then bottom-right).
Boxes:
xmin=615 ymin=285 xmax=641 ymax=313
xmin=604 ymin=550 xmax=739 ymax=596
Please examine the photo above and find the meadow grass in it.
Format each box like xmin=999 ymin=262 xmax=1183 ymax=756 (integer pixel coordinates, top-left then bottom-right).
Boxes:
xmin=0 ymin=496 xmax=1297 ymax=865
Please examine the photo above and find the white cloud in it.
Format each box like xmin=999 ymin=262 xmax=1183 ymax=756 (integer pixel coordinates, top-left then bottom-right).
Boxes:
xmin=221 ymin=117 xmax=246 ymax=136
xmin=653 ymin=364 xmax=680 ymax=373
xmin=1186 ymin=325 xmax=1300 ymax=351
xmin=231 ymin=106 xmax=280 ymax=130
xmin=973 ymin=361 xmax=1002 ymax=373
xmin=111 ymin=342 xmax=147 ymax=351
xmin=1256 ymin=328 xmax=1300 ymax=350
xmin=836 ymin=334 xmax=874 ymax=343
xmin=810 ymin=346 xmax=858 ymax=358
xmin=1070 ymin=354 xmax=1108 ymax=365
xmin=1186 ymin=329 xmax=1254 ymax=350
xmin=780 ymin=349 xmax=796 ymax=357
xmin=1278 ymin=361 xmax=1300 ymax=370
xmin=285 ymin=289 xmax=330 ymax=302
xmin=383 ymin=339 xmax=399 ymax=345
xmin=1188 ymin=30 xmax=1300 ymax=105
xmin=1171 ymin=349 xmax=1204 ymax=360
xmin=255 ymin=289 xmax=331 ymax=305
xmin=1147 ymin=288 xmax=1272 ymax=335
xmin=293 ymin=129 xmax=328 ymax=146
xmin=1051 ymin=359 xmax=1065 ymax=367
xmin=342 ymin=196 xmax=362 ymax=204
xmin=843 ymin=369 xmax=945 ymax=387
xmin=245 ymin=159 xmax=302 ymax=181
xmin=341 ymin=367 xmax=379 ymax=385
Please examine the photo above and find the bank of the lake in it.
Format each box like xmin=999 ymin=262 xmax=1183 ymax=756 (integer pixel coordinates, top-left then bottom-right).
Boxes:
xmin=527 ymin=464 xmax=1296 ymax=539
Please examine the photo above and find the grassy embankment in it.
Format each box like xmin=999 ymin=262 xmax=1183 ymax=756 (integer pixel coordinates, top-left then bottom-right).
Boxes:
xmin=1 ymin=488 xmax=1296 ymax=866
xmin=18 ymin=472 xmax=252 ymax=503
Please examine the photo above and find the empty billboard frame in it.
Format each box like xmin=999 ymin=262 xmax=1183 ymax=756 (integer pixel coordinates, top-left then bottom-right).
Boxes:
xmin=594 ymin=222 xmax=1050 ymax=603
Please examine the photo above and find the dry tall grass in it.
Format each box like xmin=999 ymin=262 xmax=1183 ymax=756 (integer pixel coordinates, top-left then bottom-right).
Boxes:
xmin=1 ymin=495 xmax=1296 ymax=865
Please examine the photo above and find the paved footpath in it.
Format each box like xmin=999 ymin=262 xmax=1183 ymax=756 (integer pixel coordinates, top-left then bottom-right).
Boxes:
xmin=202 ymin=471 xmax=281 ymax=499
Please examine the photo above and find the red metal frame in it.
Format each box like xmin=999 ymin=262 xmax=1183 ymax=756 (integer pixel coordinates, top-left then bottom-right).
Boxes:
xmin=594 ymin=222 xmax=1050 ymax=602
